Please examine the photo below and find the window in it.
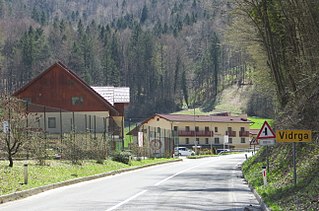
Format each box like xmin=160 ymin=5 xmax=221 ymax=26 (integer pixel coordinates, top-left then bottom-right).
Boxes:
xmin=214 ymin=137 xmax=219 ymax=144
xmin=23 ymin=98 xmax=32 ymax=104
xmin=88 ymin=115 xmax=92 ymax=130
xmin=228 ymin=138 xmax=233 ymax=144
xmin=205 ymin=138 xmax=209 ymax=144
xmin=195 ymin=126 xmax=199 ymax=132
xmin=185 ymin=126 xmax=190 ymax=131
xmin=241 ymin=138 xmax=246 ymax=143
xmin=72 ymin=96 xmax=83 ymax=105
xmin=36 ymin=117 xmax=41 ymax=128
xmin=157 ymin=127 xmax=161 ymax=134
xmin=215 ymin=127 xmax=218 ymax=132
xmin=196 ymin=138 xmax=200 ymax=144
xmin=174 ymin=126 xmax=178 ymax=131
xmin=228 ymin=127 xmax=232 ymax=131
xmin=48 ymin=117 xmax=56 ymax=128
xmin=205 ymin=127 xmax=209 ymax=132
xmin=240 ymin=127 xmax=245 ymax=132
xmin=186 ymin=138 xmax=189 ymax=144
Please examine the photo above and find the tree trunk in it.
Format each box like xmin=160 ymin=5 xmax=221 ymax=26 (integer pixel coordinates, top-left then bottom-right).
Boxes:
xmin=8 ymin=154 xmax=13 ymax=167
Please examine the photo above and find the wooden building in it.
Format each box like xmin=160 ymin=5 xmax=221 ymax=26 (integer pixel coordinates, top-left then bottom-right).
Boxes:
xmin=13 ymin=62 xmax=129 ymax=140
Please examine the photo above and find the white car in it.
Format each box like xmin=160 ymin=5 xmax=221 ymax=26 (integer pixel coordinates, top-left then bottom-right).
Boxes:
xmin=174 ymin=147 xmax=195 ymax=156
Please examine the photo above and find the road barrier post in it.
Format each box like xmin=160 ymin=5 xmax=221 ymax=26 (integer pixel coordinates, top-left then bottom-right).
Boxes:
xmin=262 ymin=166 xmax=267 ymax=186
xmin=24 ymin=162 xmax=28 ymax=185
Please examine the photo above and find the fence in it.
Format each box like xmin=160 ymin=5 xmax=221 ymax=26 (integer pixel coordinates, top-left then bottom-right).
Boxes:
xmin=0 ymin=98 xmax=123 ymax=162
xmin=126 ymin=124 xmax=176 ymax=158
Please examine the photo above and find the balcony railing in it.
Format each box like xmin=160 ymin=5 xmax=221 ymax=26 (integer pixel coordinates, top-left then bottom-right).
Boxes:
xmin=239 ymin=131 xmax=249 ymax=137
xmin=178 ymin=130 xmax=213 ymax=137
xmin=225 ymin=131 xmax=236 ymax=137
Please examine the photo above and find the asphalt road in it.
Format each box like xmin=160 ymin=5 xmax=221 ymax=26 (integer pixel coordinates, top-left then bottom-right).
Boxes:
xmin=0 ymin=154 xmax=260 ymax=211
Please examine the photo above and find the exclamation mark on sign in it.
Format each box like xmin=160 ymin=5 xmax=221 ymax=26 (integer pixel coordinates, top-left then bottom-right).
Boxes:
xmin=264 ymin=127 xmax=268 ymax=136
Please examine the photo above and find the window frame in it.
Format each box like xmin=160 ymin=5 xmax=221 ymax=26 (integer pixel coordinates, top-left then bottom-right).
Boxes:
xmin=48 ymin=117 xmax=56 ymax=128
xmin=71 ymin=96 xmax=84 ymax=105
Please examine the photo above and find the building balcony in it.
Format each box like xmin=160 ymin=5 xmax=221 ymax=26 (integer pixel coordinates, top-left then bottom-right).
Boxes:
xmin=239 ymin=131 xmax=250 ymax=137
xmin=178 ymin=130 xmax=213 ymax=137
xmin=225 ymin=131 xmax=236 ymax=137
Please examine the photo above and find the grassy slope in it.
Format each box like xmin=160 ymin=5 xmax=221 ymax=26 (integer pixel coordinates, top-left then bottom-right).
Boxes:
xmin=175 ymin=85 xmax=253 ymax=115
xmin=214 ymin=85 xmax=252 ymax=114
xmin=248 ymin=116 xmax=274 ymax=129
xmin=243 ymin=142 xmax=319 ymax=210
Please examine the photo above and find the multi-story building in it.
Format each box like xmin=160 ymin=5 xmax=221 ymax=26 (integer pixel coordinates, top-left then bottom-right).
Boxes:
xmin=128 ymin=113 xmax=251 ymax=157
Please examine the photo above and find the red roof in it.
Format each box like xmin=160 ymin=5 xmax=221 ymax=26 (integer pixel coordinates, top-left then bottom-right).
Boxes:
xmin=156 ymin=114 xmax=251 ymax=123
xmin=126 ymin=113 xmax=251 ymax=136
xmin=13 ymin=62 xmax=119 ymax=115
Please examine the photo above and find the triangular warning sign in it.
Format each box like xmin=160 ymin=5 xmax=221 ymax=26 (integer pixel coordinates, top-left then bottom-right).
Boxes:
xmin=250 ymin=138 xmax=259 ymax=145
xmin=250 ymin=137 xmax=259 ymax=145
xmin=256 ymin=121 xmax=276 ymax=139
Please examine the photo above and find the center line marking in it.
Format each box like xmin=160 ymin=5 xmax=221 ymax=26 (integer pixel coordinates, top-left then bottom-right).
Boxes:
xmin=154 ymin=161 xmax=209 ymax=186
xmin=105 ymin=190 xmax=147 ymax=211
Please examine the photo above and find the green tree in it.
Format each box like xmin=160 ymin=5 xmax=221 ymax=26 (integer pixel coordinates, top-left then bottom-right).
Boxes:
xmin=19 ymin=26 xmax=49 ymax=83
xmin=140 ymin=4 xmax=148 ymax=23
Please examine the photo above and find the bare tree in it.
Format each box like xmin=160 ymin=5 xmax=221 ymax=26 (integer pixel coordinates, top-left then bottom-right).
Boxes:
xmin=0 ymin=95 xmax=29 ymax=167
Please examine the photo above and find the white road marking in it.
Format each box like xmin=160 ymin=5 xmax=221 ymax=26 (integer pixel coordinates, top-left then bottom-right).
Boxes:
xmin=105 ymin=190 xmax=148 ymax=211
xmin=106 ymin=158 xmax=213 ymax=210
xmin=154 ymin=164 xmax=201 ymax=186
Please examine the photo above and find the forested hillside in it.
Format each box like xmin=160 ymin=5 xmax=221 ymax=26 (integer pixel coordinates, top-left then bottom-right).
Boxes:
xmin=0 ymin=0 xmax=264 ymax=119
xmin=234 ymin=1 xmax=319 ymax=209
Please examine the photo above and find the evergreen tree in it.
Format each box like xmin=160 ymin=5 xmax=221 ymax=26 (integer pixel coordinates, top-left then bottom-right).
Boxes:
xmin=140 ymin=4 xmax=148 ymax=24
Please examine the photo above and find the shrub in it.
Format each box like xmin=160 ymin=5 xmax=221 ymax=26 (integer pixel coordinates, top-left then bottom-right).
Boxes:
xmin=112 ymin=151 xmax=132 ymax=165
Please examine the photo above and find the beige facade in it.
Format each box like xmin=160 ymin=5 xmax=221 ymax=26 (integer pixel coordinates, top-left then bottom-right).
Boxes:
xmin=130 ymin=114 xmax=252 ymax=155
xmin=27 ymin=111 xmax=110 ymax=134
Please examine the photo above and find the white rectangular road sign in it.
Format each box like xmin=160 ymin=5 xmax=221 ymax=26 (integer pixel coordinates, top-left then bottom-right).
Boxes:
xmin=3 ymin=121 xmax=9 ymax=133
xmin=259 ymin=139 xmax=275 ymax=146
xmin=224 ymin=135 xmax=229 ymax=144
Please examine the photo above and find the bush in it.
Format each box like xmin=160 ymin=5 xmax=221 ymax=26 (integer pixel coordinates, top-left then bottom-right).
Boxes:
xmin=112 ymin=151 xmax=132 ymax=165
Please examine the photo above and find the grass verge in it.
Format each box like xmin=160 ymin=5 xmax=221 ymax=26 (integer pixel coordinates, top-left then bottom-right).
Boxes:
xmin=0 ymin=158 xmax=178 ymax=196
xmin=187 ymin=154 xmax=217 ymax=159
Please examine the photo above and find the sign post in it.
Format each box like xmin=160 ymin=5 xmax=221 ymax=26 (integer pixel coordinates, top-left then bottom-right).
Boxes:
xmin=250 ymin=138 xmax=258 ymax=154
xmin=276 ymin=129 xmax=312 ymax=186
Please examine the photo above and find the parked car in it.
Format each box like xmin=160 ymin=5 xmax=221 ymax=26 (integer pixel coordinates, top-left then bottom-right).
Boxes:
xmin=216 ymin=149 xmax=230 ymax=154
xmin=174 ymin=147 xmax=195 ymax=156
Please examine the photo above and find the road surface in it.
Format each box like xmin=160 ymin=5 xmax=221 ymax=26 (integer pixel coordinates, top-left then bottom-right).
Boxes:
xmin=0 ymin=153 xmax=260 ymax=211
